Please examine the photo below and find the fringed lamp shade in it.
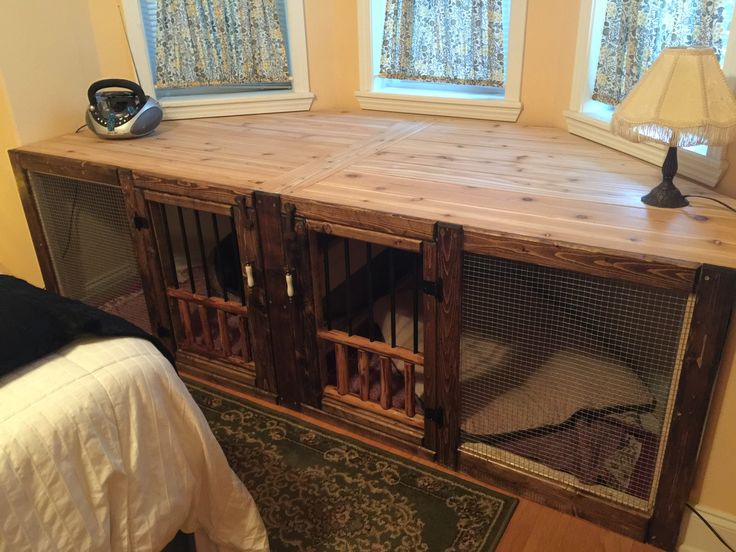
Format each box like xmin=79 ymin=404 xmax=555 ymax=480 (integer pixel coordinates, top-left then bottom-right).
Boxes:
xmin=611 ymin=47 xmax=736 ymax=207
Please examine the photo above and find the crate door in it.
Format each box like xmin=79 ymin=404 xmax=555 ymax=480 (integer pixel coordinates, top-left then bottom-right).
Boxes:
xmin=306 ymin=220 xmax=435 ymax=444
xmin=141 ymin=190 xmax=274 ymax=393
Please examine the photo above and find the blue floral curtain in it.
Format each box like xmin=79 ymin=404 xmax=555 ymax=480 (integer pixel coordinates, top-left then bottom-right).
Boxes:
xmin=592 ymin=0 xmax=733 ymax=106
xmin=379 ymin=0 xmax=505 ymax=87
xmin=155 ymin=0 xmax=290 ymax=89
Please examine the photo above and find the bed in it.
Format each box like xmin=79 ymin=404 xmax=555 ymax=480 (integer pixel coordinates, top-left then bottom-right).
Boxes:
xmin=0 ymin=335 xmax=269 ymax=551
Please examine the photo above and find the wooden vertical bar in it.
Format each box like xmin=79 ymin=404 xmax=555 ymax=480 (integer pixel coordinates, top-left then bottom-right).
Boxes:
xmin=647 ymin=266 xmax=736 ymax=550
xmin=211 ymin=213 xmax=228 ymax=302
xmin=194 ymin=210 xmax=212 ymax=297
xmin=177 ymin=207 xmax=196 ymax=293
xmin=335 ymin=343 xmax=349 ymax=395
xmin=344 ymin=238 xmax=353 ymax=335
xmin=358 ymin=350 xmax=370 ymax=401
xmin=178 ymin=300 xmax=193 ymax=344
xmin=423 ymin=223 xmax=463 ymax=467
xmin=380 ymin=356 xmax=392 ymax=410
xmin=404 ymin=362 xmax=416 ymax=418
xmin=285 ymin=215 xmax=321 ymax=408
xmin=233 ymin=197 xmax=277 ymax=394
xmin=238 ymin=316 xmax=249 ymax=362
xmin=197 ymin=305 xmax=212 ymax=350
xmin=422 ymin=241 xmax=438 ymax=449
xmin=308 ymin=230 xmax=331 ymax=401
xmin=217 ymin=310 xmax=230 ymax=354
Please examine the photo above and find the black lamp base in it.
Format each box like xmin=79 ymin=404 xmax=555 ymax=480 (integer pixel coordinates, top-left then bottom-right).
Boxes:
xmin=640 ymin=146 xmax=689 ymax=209
xmin=641 ymin=180 xmax=689 ymax=208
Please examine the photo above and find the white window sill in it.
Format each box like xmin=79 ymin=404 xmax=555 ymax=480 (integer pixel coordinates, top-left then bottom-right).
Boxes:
xmin=355 ymin=90 xmax=522 ymax=122
xmin=564 ymin=110 xmax=727 ymax=188
xmin=159 ymin=90 xmax=315 ymax=120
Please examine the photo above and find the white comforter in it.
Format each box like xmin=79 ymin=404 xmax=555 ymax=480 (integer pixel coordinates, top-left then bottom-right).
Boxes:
xmin=0 ymin=337 xmax=269 ymax=552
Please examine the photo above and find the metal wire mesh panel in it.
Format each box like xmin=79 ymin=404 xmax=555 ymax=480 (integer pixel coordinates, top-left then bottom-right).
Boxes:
xmin=29 ymin=173 xmax=151 ymax=333
xmin=460 ymin=253 xmax=694 ymax=511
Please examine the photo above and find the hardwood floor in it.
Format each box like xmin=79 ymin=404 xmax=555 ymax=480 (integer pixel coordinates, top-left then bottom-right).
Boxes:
xmin=184 ymin=374 xmax=660 ymax=552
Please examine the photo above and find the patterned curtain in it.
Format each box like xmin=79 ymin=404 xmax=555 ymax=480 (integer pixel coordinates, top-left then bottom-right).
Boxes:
xmin=379 ymin=0 xmax=505 ymax=87
xmin=592 ymin=0 xmax=733 ymax=106
xmin=155 ymin=0 xmax=290 ymax=89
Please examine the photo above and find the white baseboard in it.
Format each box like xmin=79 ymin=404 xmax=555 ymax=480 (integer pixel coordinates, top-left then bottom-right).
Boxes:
xmin=678 ymin=505 xmax=736 ymax=552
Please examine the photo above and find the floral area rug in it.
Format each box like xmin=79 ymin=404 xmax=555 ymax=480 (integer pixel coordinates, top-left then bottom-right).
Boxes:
xmin=188 ymin=384 xmax=517 ymax=552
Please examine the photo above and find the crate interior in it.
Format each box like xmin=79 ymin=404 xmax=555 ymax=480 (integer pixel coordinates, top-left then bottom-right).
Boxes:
xmin=29 ymin=172 xmax=152 ymax=334
xmin=152 ymin=203 xmax=251 ymax=362
xmin=460 ymin=253 xmax=695 ymax=511
xmin=318 ymin=234 xmax=423 ymax=414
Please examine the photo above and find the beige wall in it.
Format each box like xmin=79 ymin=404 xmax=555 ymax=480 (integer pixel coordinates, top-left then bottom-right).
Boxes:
xmin=1 ymin=0 xmax=735 ymax=516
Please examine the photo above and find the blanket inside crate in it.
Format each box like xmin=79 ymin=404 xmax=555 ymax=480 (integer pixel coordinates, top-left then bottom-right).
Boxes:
xmin=462 ymin=345 xmax=660 ymax=499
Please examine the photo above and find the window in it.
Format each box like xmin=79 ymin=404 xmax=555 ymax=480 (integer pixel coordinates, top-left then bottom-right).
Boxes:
xmin=121 ymin=0 xmax=313 ymax=119
xmin=567 ymin=0 xmax=736 ymax=187
xmin=356 ymin=0 xmax=528 ymax=121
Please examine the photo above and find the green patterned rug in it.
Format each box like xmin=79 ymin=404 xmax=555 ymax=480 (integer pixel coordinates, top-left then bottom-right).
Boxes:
xmin=188 ymin=384 xmax=517 ymax=552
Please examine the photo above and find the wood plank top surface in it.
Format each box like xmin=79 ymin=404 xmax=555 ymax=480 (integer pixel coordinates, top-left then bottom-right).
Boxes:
xmin=15 ymin=110 xmax=736 ymax=269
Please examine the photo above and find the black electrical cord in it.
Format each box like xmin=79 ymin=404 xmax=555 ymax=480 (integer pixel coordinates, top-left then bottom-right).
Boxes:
xmin=74 ymin=124 xmax=86 ymax=133
xmin=684 ymin=195 xmax=736 ymax=214
xmin=686 ymin=503 xmax=736 ymax=552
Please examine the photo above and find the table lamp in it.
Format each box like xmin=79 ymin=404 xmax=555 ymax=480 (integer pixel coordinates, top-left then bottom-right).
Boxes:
xmin=611 ymin=47 xmax=736 ymax=208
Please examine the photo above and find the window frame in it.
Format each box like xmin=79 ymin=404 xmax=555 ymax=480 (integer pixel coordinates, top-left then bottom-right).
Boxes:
xmin=355 ymin=0 xmax=528 ymax=121
xmin=565 ymin=0 xmax=736 ymax=187
xmin=120 ymin=0 xmax=313 ymax=120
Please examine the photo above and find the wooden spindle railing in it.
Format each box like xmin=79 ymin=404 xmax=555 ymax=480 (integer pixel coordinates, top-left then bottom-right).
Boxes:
xmin=335 ymin=343 xmax=349 ymax=395
xmin=217 ymin=310 xmax=230 ymax=354
xmin=404 ymin=362 xmax=415 ymax=417
xmin=198 ymin=305 xmax=213 ymax=350
xmin=238 ymin=317 xmax=250 ymax=362
xmin=379 ymin=356 xmax=392 ymax=410
xmin=357 ymin=351 xmax=370 ymax=401
xmin=178 ymin=300 xmax=192 ymax=344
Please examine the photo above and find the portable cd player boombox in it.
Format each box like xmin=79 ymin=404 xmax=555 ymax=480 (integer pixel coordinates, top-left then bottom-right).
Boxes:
xmin=85 ymin=79 xmax=163 ymax=139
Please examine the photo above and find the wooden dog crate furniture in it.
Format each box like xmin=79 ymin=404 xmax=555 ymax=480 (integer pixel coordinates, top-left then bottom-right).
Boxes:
xmin=11 ymin=111 xmax=736 ymax=551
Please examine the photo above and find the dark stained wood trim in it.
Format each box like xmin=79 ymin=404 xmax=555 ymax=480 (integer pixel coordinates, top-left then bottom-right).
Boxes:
xmin=432 ymin=223 xmax=463 ymax=467
xmin=317 ymin=329 xmax=424 ymax=366
xmin=9 ymin=150 xmax=60 ymax=292
xmin=132 ymin=171 xmax=240 ymax=205
xmin=322 ymin=386 xmax=424 ymax=430
xmin=10 ymin=150 xmax=118 ymax=185
xmin=458 ymin=450 xmax=650 ymax=542
xmin=286 ymin=196 xmax=436 ymax=241
xmin=233 ymin=198 xmax=278 ymax=395
xmin=142 ymin=189 xmax=234 ymax=216
xmin=166 ymin=287 xmax=249 ymax=316
xmin=305 ymin=219 xmax=423 ymax=252
xmin=464 ymin=230 xmax=696 ymax=292
xmin=307 ymin=229 xmax=331 ymax=399
xmin=647 ymin=265 xmax=736 ymax=550
xmin=254 ymin=191 xmax=302 ymax=408
xmin=118 ymin=169 xmax=174 ymax=350
xmin=177 ymin=352 xmax=279 ymax=403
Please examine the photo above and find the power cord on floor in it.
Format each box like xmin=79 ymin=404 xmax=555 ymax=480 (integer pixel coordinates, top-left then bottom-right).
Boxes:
xmin=686 ymin=503 xmax=736 ymax=552
xmin=684 ymin=195 xmax=736 ymax=214
xmin=75 ymin=124 xmax=86 ymax=133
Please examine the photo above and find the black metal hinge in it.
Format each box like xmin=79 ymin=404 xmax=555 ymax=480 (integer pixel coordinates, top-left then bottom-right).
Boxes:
xmin=133 ymin=215 xmax=149 ymax=230
xmin=422 ymin=279 xmax=444 ymax=302
xmin=424 ymin=407 xmax=444 ymax=427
